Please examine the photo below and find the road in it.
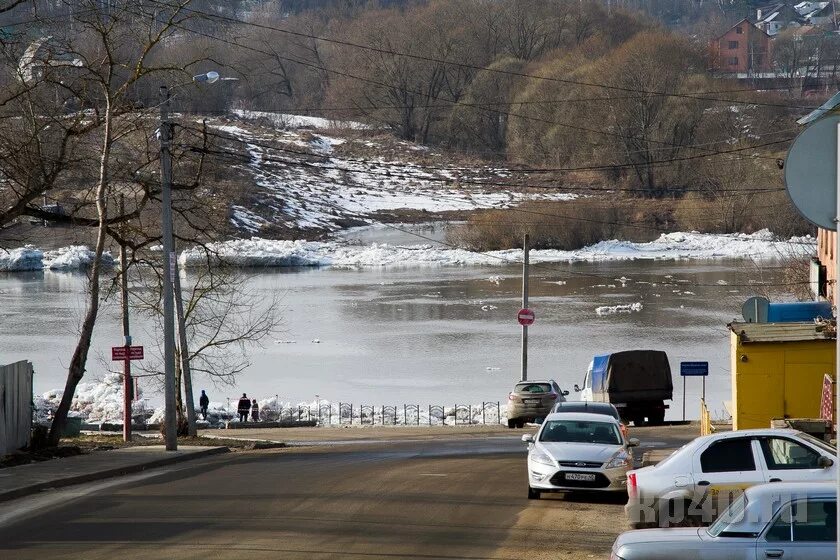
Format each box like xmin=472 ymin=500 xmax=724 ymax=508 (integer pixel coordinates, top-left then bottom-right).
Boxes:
xmin=0 ymin=426 xmax=696 ymax=560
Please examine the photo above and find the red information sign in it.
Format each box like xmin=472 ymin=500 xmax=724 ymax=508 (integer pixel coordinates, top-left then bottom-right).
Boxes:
xmin=111 ymin=345 xmax=144 ymax=361
xmin=517 ymin=308 xmax=535 ymax=326
xmin=820 ymin=374 xmax=834 ymax=424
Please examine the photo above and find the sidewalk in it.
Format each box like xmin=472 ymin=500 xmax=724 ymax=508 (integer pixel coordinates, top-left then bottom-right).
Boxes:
xmin=0 ymin=445 xmax=228 ymax=503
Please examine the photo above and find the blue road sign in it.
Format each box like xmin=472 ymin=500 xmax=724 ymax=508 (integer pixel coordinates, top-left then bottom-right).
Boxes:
xmin=681 ymin=361 xmax=709 ymax=377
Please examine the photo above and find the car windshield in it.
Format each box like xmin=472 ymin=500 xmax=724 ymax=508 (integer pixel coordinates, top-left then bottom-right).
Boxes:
xmin=707 ymin=494 xmax=748 ymax=538
xmin=516 ymin=383 xmax=552 ymax=394
xmin=800 ymin=433 xmax=836 ymax=455
xmin=539 ymin=419 xmax=621 ymax=444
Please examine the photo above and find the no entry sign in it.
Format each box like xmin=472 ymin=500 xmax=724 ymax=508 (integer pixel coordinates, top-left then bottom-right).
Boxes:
xmin=112 ymin=345 xmax=144 ymax=361
xmin=517 ymin=308 xmax=535 ymax=326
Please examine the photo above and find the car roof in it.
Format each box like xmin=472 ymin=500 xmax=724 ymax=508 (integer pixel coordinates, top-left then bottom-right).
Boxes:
xmin=515 ymin=379 xmax=555 ymax=385
xmin=746 ymin=481 xmax=836 ymax=501
xmin=694 ymin=428 xmax=801 ymax=444
xmin=543 ymin=412 xmax=619 ymax=423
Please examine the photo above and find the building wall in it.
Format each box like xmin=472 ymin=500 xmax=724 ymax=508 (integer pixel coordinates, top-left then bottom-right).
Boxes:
xmin=818 ymin=228 xmax=836 ymax=300
xmin=731 ymin=334 xmax=835 ymax=429
xmin=711 ymin=22 xmax=772 ymax=73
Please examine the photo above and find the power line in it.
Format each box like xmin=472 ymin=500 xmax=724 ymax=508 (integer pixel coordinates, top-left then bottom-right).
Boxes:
xmin=183 ymin=135 xmax=790 ymax=195
xmin=142 ymin=0 xmax=837 ymax=111
xmin=129 ymin=3 xmax=789 ymax=162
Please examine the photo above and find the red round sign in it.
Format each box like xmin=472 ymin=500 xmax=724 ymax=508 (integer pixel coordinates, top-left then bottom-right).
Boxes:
xmin=517 ymin=308 xmax=535 ymax=326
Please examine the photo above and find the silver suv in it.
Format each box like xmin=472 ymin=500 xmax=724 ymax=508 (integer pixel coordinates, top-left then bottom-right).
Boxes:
xmin=506 ymin=379 xmax=568 ymax=428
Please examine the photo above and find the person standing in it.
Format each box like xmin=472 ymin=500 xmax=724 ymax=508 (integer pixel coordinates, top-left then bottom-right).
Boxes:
xmin=237 ymin=393 xmax=251 ymax=422
xmin=251 ymin=399 xmax=260 ymax=422
xmin=199 ymin=390 xmax=210 ymax=420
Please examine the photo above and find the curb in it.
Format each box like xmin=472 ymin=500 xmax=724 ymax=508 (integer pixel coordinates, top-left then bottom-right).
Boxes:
xmin=0 ymin=446 xmax=229 ymax=503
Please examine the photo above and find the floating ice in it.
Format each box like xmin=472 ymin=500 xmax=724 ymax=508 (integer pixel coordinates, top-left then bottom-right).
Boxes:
xmin=595 ymin=302 xmax=643 ymax=316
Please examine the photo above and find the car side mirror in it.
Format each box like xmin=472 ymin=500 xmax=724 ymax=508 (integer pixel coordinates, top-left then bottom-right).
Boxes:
xmin=627 ymin=438 xmax=640 ymax=448
xmin=521 ymin=434 xmax=534 ymax=444
xmin=818 ymin=455 xmax=834 ymax=468
xmin=562 ymin=390 xmax=570 ymax=396
xmin=573 ymin=384 xmax=581 ymax=392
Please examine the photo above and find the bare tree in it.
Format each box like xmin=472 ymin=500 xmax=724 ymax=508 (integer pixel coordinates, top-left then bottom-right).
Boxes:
xmin=132 ymin=258 xmax=281 ymax=432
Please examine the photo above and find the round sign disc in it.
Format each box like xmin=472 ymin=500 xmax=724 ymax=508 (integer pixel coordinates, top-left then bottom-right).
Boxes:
xmin=785 ymin=115 xmax=840 ymax=230
xmin=517 ymin=308 xmax=535 ymax=326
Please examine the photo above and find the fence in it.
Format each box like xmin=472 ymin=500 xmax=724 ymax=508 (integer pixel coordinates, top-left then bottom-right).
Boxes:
xmin=217 ymin=399 xmax=505 ymax=427
xmin=0 ymin=361 xmax=33 ymax=455
xmin=700 ymin=398 xmax=715 ymax=436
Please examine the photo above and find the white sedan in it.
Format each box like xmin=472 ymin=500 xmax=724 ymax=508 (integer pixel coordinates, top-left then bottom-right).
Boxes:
xmin=523 ymin=411 xmax=639 ymax=498
xmin=613 ymin=481 xmax=836 ymax=560
xmin=625 ymin=429 xmax=837 ymax=528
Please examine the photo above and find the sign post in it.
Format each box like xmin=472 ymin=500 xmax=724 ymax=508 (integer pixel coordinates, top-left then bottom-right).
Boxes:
xmin=112 ymin=345 xmax=144 ymax=441
xmin=680 ymin=361 xmax=709 ymax=421
xmin=520 ymin=233 xmax=530 ymax=382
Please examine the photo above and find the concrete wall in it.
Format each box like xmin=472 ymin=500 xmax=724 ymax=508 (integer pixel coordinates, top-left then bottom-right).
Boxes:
xmin=731 ymin=335 xmax=834 ymax=429
xmin=0 ymin=361 xmax=33 ymax=455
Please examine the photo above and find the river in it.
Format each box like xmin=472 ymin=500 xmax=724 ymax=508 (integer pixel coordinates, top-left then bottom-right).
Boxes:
xmin=0 ymin=224 xmax=792 ymax=421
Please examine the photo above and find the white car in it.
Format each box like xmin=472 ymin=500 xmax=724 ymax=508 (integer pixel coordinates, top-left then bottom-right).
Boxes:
xmin=613 ymin=481 xmax=836 ymax=560
xmin=523 ymin=411 xmax=639 ymax=499
xmin=625 ymin=429 xmax=837 ymax=528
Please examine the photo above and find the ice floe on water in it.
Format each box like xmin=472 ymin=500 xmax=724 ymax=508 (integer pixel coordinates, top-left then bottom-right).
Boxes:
xmin=2 ymin=230 xmax=816 ymax=274
xmin=178 ymin=229 xmax=814 ymax=269
xmin=595 ymin=302 xmax=643 ymax=316
xmin=0 ymin=246 xmax=42 ymax=271
xmin=0 ymin=245 xmax=113 ymax=272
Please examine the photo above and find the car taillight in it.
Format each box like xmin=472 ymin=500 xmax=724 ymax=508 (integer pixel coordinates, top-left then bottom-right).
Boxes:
xmin=627 ymin=472 xmax=637 ymax=499
xmin=548 ymin=394 xmax=557 ymax=399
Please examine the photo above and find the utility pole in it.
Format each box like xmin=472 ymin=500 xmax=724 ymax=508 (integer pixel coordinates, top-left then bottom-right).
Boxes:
xmin=521 ymin=233 xmax=529 ymax=382
xmin=173 ymin=260 xmax=197 ymax=436
xmin=119 ymin=195 xmax=132 ymax=443
xmin=160 ymin=85 xmax=177 ymax=451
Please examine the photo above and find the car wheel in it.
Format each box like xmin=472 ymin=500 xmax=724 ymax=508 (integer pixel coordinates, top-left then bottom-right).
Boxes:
xmin=633 ymin=415 xmax=647 ymax=427
xmin=507 ymin=419 xmax=516 ymax=429
xmin=528 ymin=486 xmax=541 ymax=500
xmin=517 ymin=419 xmax=526 ymax=428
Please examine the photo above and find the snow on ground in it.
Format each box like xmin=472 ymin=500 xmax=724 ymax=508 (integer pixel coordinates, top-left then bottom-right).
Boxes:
xmin=211 ymin=117 xmax=576 ymax=233
xmin=179 ymin=230 xmax=815 ymax=269
xmin=233 ymin=109 xmax=370 ymax=130
xmin=595 ymin=302 xmax=643 ymax=316
xmin=36 ymin=373 xmax=145 ymax=424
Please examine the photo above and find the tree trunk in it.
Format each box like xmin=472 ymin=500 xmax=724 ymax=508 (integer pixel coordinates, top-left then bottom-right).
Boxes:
xmin=48 ymin=98 xmax=112 ymax=446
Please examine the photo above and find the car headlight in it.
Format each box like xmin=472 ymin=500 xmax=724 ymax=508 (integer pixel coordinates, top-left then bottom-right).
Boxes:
xmin=530 ymin=449 xmax=555 ymax=466
xmin=604 ymin=451 xmax=630 ymax=469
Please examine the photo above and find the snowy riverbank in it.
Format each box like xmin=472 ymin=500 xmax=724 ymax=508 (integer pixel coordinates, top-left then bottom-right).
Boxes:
xmin=179 ymin=229 xmax=815 ymax=269
xmin=1 ymin=230 xmax=815 ymax=273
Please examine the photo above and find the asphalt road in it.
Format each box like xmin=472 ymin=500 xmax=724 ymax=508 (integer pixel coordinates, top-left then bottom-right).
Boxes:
xmin=0 ymin=427 xmax=695 ymax=560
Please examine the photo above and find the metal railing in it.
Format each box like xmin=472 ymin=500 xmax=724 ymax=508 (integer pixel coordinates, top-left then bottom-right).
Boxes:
xmin=217 ymin=400 xmax=505 ymax=426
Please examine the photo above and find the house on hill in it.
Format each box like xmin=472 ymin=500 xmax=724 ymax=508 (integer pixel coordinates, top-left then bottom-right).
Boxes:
xmin=709 ymin=18 xmax=773 ymax=74
xmin=756 ymin=1 xmax=837 ymax=35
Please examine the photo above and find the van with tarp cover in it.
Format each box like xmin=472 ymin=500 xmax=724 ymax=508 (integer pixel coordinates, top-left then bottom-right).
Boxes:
xmin=574 ymin=350 xmax=673 ymax=426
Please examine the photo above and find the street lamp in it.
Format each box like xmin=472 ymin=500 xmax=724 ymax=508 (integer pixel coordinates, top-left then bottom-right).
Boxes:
xmin=159 ymin=70 xmax=234 ymax=451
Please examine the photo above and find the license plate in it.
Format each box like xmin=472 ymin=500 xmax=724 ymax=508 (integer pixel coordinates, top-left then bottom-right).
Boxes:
xmin=523 ymin=399 xmax=541 ymax=405
xmin=565 ymin=473 xmax=596 ymax=481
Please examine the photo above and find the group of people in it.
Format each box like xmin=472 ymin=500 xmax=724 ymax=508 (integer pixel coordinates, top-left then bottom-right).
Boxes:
xmin=237 ymin=393 xmax=260 ymax=422
xmin=197 ymin=390 xmax=261 ymax=422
